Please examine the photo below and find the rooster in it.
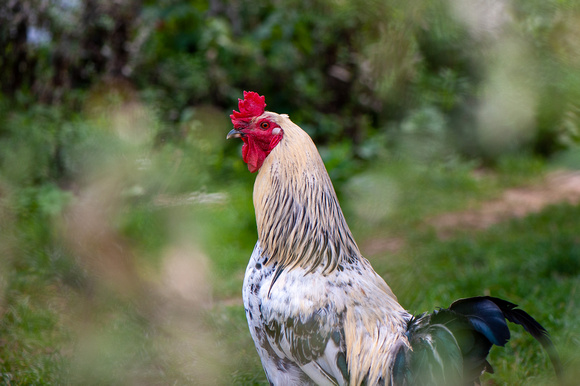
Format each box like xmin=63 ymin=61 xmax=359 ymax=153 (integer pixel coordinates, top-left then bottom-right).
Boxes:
xmin=226 ymin=91 xmax=561 ymax=385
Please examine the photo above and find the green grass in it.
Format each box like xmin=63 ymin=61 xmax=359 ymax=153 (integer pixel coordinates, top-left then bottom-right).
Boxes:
xmin=397 ymin=204 xmax=580 ymax=385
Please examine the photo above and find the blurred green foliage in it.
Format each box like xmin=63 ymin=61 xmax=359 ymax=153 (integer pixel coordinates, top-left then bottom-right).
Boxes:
xmin=1 ymin=0 xmax=580 ymax=384
xmin=3 ymin=0 xmax=580 ymax=156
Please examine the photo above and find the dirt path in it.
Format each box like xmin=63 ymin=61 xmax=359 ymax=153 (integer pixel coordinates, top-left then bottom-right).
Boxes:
xmin=430 ymin=170 xmax=580 ymax=237
xmin=363 ymin=170 xmax=580 ymax=255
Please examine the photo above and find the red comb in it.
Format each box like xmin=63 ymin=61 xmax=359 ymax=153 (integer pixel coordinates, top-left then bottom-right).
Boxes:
xmin=230 ymin=91 xmax=266 ymax=128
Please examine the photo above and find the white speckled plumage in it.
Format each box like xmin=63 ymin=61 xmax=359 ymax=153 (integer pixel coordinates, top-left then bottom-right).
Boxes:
xmin=242 ymin=112 xmax=411 ymax=385
xmin=233 ymin=101 xmax=561 ymax=386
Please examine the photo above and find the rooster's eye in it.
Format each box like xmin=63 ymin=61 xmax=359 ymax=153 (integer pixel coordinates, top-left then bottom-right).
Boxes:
xmin=260 ymin=122 xmax=270 ymax=130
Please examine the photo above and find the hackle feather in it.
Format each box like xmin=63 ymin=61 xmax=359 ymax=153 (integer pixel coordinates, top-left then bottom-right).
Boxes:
xmin=253 ymin=112 xmax=360 ymax=276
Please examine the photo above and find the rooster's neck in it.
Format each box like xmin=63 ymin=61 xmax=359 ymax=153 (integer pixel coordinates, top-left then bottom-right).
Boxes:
xmin=253 ymin=113 xmax=361 ymax=274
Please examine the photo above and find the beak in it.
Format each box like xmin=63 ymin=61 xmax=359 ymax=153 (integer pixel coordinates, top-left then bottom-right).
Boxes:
xmin=227 ymin=129 xmax=244 ymax=139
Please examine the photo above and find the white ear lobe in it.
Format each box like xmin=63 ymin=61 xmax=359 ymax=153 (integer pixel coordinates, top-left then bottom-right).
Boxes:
xmin=272 ymin=128 xmax=282 ymax=135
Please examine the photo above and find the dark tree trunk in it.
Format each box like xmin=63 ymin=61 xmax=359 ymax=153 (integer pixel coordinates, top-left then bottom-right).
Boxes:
xmin=0 ymin=1 xmax=35 ymax=95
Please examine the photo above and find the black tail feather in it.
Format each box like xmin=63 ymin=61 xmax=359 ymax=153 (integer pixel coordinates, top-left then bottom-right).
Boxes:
xmin=401 ymin=296 xmax=561 ymax=385
xmin=451 ymin=296 xmax=563 ymax=380
xmin=481 ymin=296 xmax=563 ymax=379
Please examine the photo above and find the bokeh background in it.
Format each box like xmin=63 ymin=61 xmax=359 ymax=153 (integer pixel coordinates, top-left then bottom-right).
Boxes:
xmin=1 ymin=0 xmax=579 ymax=384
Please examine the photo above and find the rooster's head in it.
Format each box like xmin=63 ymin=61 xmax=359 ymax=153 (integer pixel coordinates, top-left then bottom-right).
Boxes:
xmin=227 ymin=91 xmax=284 ymax=173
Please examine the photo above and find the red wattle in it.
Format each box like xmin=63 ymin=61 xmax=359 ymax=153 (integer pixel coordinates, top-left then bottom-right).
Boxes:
xmin=242 ymin=138 xmax=267 ymax=173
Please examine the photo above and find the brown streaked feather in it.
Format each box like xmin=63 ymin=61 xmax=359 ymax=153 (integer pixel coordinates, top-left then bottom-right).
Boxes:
xmin=254 ymin=112 xmax=360 ymax=277
xmin=250 ymin=112 xmax=411 ymax=385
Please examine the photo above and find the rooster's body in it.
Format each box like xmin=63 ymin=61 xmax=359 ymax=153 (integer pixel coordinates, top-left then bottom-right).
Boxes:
xmin=227 ymin=92 xmax=560 ymax=385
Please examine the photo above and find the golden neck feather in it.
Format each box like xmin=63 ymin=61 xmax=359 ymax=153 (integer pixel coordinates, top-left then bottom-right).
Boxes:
xmin=253 ymin=112 xmax=361 ymax=274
